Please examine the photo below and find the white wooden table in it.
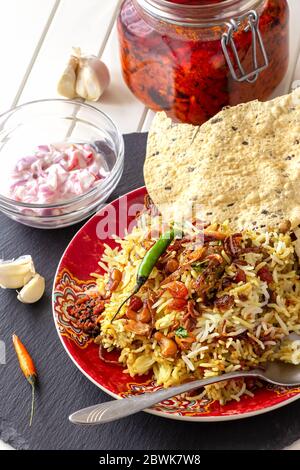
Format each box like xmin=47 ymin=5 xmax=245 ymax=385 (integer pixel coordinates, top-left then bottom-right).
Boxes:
xmin=1 ymin=0 xmax=300 ymax=450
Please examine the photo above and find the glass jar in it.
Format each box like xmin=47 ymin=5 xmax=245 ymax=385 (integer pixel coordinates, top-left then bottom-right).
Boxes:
xmin=117 ymin=0 xmax=289 ymax=125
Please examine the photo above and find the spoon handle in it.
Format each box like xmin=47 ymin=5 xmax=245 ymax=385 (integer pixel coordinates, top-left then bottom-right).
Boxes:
xmin=69 ymin=370 xmax=260 ymax=425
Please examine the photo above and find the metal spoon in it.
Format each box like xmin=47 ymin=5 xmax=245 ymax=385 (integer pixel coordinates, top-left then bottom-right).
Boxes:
xmin=69 ymin=335 xmax=300 ymax=425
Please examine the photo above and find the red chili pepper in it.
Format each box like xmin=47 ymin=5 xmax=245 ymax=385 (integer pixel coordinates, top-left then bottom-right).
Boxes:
xmin=12 ymin=334 xmax=37 ymax=426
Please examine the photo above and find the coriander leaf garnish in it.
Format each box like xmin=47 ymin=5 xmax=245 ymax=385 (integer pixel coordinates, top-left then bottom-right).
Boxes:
xmin=175 ymin=327 xmax=188 ymax=338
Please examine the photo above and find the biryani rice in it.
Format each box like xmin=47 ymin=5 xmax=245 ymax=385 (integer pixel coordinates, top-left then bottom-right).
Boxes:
xmin=93 ymin=213 xmax=300 ymax=405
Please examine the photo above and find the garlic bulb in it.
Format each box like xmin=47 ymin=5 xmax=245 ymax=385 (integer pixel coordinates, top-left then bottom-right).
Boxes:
xmin=58 ymin=48 xmax=110 ymax=101
xmin=17 ymin=274 xmax=45 ymax=304
xmin=76 ymin=56 xmax=110 ymax=101
xmin=57 ymin=55 xmax=78 ymax=99
xmin=0 ymin=256 xmax=35 ymax=289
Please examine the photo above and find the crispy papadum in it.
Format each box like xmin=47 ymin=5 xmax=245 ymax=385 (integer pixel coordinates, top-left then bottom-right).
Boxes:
xmin=144 ymin=89 xmax=300 ymax=230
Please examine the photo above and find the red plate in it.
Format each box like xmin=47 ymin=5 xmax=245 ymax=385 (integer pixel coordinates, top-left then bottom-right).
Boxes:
xmin=52 ymin=187 xmax=300 ymax=421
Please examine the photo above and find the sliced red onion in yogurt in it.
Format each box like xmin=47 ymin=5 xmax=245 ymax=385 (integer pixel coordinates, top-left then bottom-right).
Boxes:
xmin=8 ymin=142 xmax=111 ymax=205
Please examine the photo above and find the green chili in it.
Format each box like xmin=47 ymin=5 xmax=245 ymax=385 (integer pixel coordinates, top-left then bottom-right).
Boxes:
xmin=111 ymin=227 xmax=182 ymax=322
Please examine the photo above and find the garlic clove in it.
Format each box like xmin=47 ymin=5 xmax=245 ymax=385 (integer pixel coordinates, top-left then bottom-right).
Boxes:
xmin=87 ymin=58 xmax=110 ymax=97
xmin=57 ymin=55 xmax=79 ymax=99
xmin=75 ymin=64 xmax=89 ymax=100
xmin=76 ymin=58 xmax=110 ymax=102
xmin=17 ymin=274 xmax=45 ymax=304
xmin=0 ymin=256 xmax=35 ymax=289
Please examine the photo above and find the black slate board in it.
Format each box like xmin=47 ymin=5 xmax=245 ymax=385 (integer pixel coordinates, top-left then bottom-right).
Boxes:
xmin=0 ymin=132 xmax=300 ymax=451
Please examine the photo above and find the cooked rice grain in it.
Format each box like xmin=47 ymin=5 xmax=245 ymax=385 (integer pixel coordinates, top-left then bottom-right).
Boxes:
xmin=95 ymin=217 xmax=300 ymax=404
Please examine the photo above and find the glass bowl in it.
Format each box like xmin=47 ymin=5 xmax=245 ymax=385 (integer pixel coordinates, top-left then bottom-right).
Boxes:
xmin=0 ymin=99 xmax=124 ymax=229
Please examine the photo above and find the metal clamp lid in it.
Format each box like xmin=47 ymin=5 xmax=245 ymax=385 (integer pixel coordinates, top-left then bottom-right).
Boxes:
xmin=221 ymin=10 xmax=269 ymax=83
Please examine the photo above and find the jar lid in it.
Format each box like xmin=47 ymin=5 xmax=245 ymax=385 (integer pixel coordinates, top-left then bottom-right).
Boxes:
xmin=135 ymin=0 xmax=269 ymax=83
xmin=136 ymin=0 xmax=264 ymax=26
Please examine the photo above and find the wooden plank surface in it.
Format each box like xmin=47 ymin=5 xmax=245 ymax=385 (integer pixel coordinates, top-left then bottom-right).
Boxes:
xmin=91 ymin=23 xmax=146 ymax=134
xmin=2 ymin=0 xmax=300 ymax=133
xmin=292 ymin=53 xmax=300 ymax=89
xmin=0 ymin=0 xmax=58 ymax=114
xmin=18 ymin=0 xmax=122 ymax=104
xmin=17 ymin=0 xmax=145 ymax=134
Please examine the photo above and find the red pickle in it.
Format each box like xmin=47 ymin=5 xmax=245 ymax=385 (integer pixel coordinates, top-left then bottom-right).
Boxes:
xmin=117 ymin=0 xmax=289 ymax=124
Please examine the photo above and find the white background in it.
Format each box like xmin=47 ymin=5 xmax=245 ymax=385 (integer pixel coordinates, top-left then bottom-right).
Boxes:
xmin=0 ymin=0 xmax=300 ymax=450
